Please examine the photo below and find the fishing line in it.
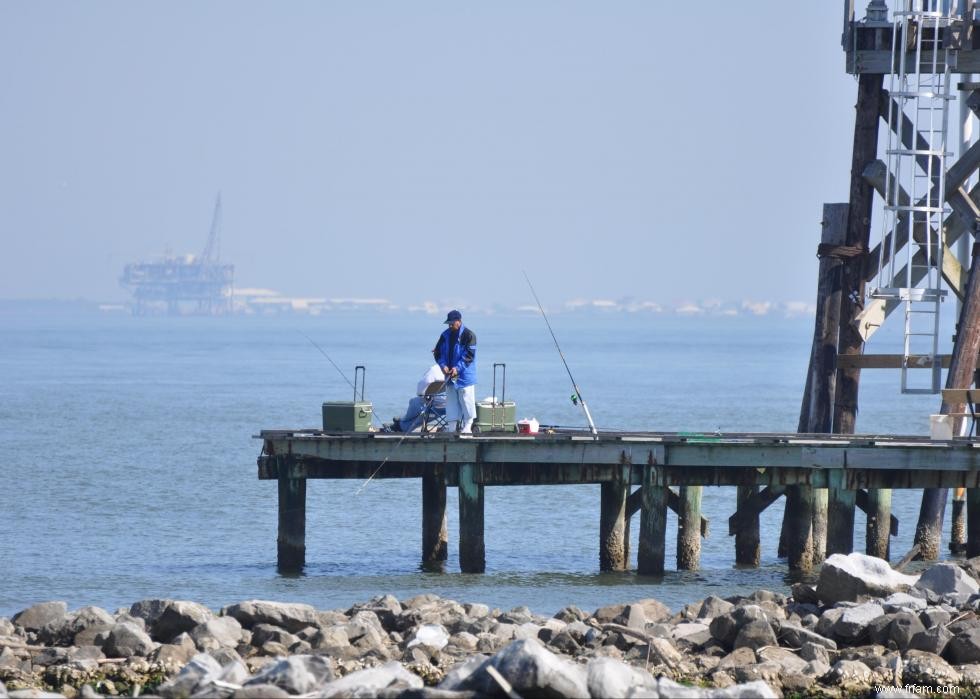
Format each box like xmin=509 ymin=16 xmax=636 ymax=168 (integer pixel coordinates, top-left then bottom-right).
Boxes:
xmin=300 ymin=332 xmax=355 ymax=390
xmin=523 ymin=271 xmax=599 ymax=438
xmin=355 ymin=375 xmax=453 ymax=495
xmin=299 ymin=332 xmax=386 ymax=428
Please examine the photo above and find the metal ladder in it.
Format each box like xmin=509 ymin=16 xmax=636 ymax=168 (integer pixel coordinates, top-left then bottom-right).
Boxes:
xmin=871 ymin=0 xmax=953 ymax=393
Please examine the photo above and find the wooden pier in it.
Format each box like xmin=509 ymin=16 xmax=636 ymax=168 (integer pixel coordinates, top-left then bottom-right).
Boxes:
xmin=257 ymin=429 xmax=980 ymax=575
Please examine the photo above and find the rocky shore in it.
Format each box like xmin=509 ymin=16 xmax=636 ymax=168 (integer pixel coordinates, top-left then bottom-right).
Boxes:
xmin=6 ymin=554 xmax=980 ymax=698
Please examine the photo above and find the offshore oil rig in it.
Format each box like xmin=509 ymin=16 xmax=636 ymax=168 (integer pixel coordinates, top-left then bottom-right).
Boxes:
xmin=119 ymin=195 xmax=234 ymax=316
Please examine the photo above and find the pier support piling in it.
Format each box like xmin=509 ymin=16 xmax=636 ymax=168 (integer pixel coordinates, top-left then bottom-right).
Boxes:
xmin=277 ymin=475 xmax=306 ymax=573
xmin=599 ymin=466 xmax=630 ymax=571
xmin=827 ymin=471 xmax=856 ymax=556
xmin=785 ymin=485 xmax=815 ymax=571
xmin=638 ymin=467 xmax=667 ymax=575
xmin=422 ymin=470 xmax=448 ymax=565
xmin=458 ymin=463 xmax=485 ymax=573
xmin=968 ymin=489 xmax=980 ymax=557
xmin=677 ymin=486 xmax=702 ymax=570
xmin=813 ymin=488 xmax=828 ymax=563
xmin=734 ymin=485 xmax=761 ymax=567
xmin=865 ymin=487 xmax=892 ymax=560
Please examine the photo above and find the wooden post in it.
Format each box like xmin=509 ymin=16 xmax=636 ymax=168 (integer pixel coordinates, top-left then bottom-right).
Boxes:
xmin=866 ymin=487 xmax=892 ymax=560
xmin=784 ymin=203 xmax=849 ymax=569
xmin=917 ymin=242 xmax=980 ymax=559
xmin=833 ymin=74 xmax=884 ymax=559
xmin=638 ymin=466 xmax=667 ymax=575
xmin=277 ymin=475 xmax=306 ymax=572
xmin=827 ymin=470 xmax=856 ymax=555
xmin=968 ymin=489 xmax=980 ymax=557
xmin=677 ymin=486 xmax=702 ymax=570
xmin=422 ymin=470 xmax=448 ymax=566
xmin=951 ymin=488 xmax=967 ymax=555
xmin=458 ymin=463 xmax=485 ymax=573
xmin=734 ymin=485 xmax=760 ymax=566
xmin=813 ymin=488 xmax=829 ymax=563
xmin=599 ymin=466 xmax=630 ymax=571
xmin=785 ymin=485 xmax=816 ymax=571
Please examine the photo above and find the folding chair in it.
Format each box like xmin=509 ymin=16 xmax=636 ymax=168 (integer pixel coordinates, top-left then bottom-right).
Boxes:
xmin=420 ymin=380 xmax=449 ymax=433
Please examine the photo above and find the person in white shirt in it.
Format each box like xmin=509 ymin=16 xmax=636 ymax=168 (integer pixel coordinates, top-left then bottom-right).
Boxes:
xmin=390 ymin=364 xmax=447 ymax=432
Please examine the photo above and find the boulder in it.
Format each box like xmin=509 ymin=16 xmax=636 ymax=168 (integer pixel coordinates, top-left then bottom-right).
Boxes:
xmin=710 ymin=605 xmax=771 ymax=649
xmin=776 ymin=621 xmax=837 ymax=651
xmin=244 ymin=654 xmax=335 ymax=695
xmin=190 ymin=617 xmax=243 ymax=651
xmin=698 ymin=596 xmax=735 ymax=620
xmin=585 ymin=656 xmax=657 ymax=697
xmin=407 ymin=623 xmax=450 ymax=651
xmin=221 ymin=601 xmax=319 ymax=633
xmin=916 ymin=563 xmax=980 ymax=598
xmin=909 ymin=625 xmax=953 ymax=656
xmin=446 ymin=638 xmax=589 ymax=698
xmin=37 ymin=606 xmax=115 ymax=646
xmin=317 ymin=661 xmax=421 ymax=698
xmin=733 ymin=620 xmax=778 ymax=651
xmin=888 ymin=612 xmax=926 ymax=651
xmin=824 ymin=658 xmax=875 ymax=688
xmin=12 ymin=602 xmax=67 ymax=632
xmin=904 ymin=649 xmax=962 ymax=686
xmin=948 ymin=626 xmax=980 ymax=664
xmin=157 ymin=652 xmax=222 ymax=698
xmin=151 ymin=601 xmax=214 ymax=642
xmin=102 ymin=622 xmax=156 ymax=657
xmin=816 ymin=552 xmax=918 ymax=603
xmin=756 ymin=646 xmax=808 ymax=674
xmin=832 ymin=602 xmax=885 ymax=644
xmin=249 ymin=623 xmax=299 ymax=649
xmin=882 ymin=592 xmax=928 ymax=613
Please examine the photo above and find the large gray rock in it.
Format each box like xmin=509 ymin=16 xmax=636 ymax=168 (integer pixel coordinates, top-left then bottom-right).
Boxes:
xmin=888 ymin=612 xmax=926 ymax=651
xmin=909 ymin=625 xmax=953 ymax=656
xmin=832 ymin=602 xmax=884 ymax=644
xmin=11 ymin=602 xmax=67 ymax=632
xmin=946 ymin=625 xmax=980 ymax=664
xmin=733 ymin=620 xmax=778 ymax=651
xmin=318 ymin=661 xmax=422 ymax=698
xmin=776 ymin=621 xmax=837 ymax=651
xmin=585 ymin=656 xmax=658 ymax=697
xmin=447 ymin=638 xmax=589 ymax=698
xmin=816 ymin=553 xmax=918 ymax=603
xmin=221 ymin=600 xmax=319 ymax=633
xmin=103 ymin=621 xmax=156 ymax=657
xmin=903 ymin=649 xmax=961 ymax=686
xmin=709 ymin=605 xmax=771 ymax=649
xmin=157 ymin=652 xmax=222 ymax=698
xmin=189 ymin=617 xmax=243 ymax=651
xmin=152 ymin=600 xmax=214 ymax=642
xmin=824 ymin=658 xmax=875 ymax=688
xmin=916 ymin=563 xmax=980 ymax=598
xmin=37 ymin=606 xmax=114 ymax=646
xmin=698 ymin=596 xmax=735 ymax=620
xmin=244 ymin=654 xmax=334 ymax=695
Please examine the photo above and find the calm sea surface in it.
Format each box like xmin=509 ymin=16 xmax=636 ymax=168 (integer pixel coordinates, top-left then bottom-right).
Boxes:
xmin=0 ymin=308 xmax=953 ymax=618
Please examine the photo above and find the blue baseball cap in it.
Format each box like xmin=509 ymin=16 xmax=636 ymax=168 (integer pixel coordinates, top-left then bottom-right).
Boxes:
xmin=444 ymin=309 xmax=462 ymax=324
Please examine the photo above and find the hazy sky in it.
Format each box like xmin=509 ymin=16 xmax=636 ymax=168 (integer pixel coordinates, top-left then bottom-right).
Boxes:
xmin=0 ymin=2 xmax=859 ymax=308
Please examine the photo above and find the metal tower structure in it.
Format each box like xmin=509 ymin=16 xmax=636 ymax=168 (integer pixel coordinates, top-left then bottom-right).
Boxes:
xmin=120 ymin=194 xmax=234 ymax=316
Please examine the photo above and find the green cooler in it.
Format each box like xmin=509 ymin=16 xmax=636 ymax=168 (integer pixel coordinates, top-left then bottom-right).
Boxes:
xmin=475 ymin=400 xmax=516 ymax=432
xmin=322 ymin=401 xmax=373 ymax=432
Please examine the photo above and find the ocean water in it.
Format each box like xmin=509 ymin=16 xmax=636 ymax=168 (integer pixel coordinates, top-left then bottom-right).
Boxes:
xmin=0 ymin=307 xmax=953 ymax=618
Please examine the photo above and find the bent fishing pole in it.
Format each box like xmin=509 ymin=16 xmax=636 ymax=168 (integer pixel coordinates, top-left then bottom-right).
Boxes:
xmin=523 ymin=271 xmax=598 ymax=438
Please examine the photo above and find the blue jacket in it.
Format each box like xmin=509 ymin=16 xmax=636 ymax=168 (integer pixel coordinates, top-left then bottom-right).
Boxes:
xmin=433 ymin=324 xmax=477 ymax=388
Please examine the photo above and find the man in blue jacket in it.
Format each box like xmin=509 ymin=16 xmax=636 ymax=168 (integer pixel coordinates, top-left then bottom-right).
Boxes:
xmin=433 ymin=309 xmax=477 ymax=433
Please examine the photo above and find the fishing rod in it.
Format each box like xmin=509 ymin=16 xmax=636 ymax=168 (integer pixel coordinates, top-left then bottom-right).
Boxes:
xmin=300 ymin=332 xmax=356 ymax=391
xmin=523 ymin=271 xmax=598 ymax=438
